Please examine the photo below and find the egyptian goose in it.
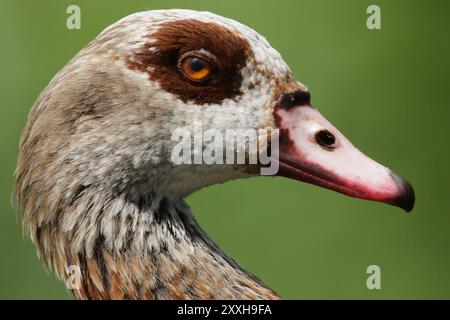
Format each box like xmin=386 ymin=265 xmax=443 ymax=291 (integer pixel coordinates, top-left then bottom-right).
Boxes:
xmin=14 ymin=9 xmax=414 ymax=300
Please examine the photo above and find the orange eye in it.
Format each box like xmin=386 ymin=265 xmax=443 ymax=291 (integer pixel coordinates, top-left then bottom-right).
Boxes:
xmin=179 ymin=56 xmax=213 ymax=82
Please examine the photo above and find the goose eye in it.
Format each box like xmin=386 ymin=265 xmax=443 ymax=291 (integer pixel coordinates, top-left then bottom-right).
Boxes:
xmin=179 ymin=56 xmax=213 ymax=83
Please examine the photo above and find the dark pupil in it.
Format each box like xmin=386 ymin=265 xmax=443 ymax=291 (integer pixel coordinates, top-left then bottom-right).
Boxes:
xmin=190 ymin=58 xmax=204 ymax=72
xmin=315 ymin=130 xmax=336 ymax=148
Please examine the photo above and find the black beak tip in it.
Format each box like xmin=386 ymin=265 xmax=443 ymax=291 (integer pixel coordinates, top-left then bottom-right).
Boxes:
xmin=390 ymin=172 xmax=415 ymax=213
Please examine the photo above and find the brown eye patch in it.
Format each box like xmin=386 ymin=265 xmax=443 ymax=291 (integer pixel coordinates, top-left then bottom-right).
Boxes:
xmin=125 ymin=19 xmax=252 ymax=105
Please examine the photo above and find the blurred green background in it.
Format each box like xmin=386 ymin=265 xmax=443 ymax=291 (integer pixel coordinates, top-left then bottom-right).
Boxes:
xmin=1 ymin=0 xmax=449 ymax=299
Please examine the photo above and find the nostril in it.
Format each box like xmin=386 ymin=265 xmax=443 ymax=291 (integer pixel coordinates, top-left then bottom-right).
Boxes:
xmin=315 ymin=130 xmax=336 ymax=150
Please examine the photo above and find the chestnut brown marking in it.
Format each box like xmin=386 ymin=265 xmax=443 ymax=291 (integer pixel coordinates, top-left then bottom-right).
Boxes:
xmin=126 ymin=19 xmax=252 ymax=105
xmin=273 ymin=104 xmax=296 ymax=154
xmin=239 ymin=128 xmax=278 ymax=175
xmin=272 ymin=81 xmax=311 ymax=151
xmin=278 ymin=128 xmax=295 ymax=153
xmin=273 ymin=110 xmax=282 ymax=128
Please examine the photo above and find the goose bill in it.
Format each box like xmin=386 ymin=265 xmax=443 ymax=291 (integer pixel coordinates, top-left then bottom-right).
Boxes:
xmin=274 ymin=105 xmax=415 ymax=212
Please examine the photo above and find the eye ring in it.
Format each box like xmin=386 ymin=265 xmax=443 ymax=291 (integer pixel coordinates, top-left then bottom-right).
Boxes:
xmin=177 ymin=51 xmax=218 ymax=84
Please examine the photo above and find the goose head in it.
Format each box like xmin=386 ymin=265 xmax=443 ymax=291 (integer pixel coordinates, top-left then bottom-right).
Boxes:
xmin=15 ymin=9 xmax=414 ymax=299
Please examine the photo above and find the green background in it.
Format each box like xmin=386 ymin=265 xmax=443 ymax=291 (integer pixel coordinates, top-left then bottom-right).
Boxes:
xmin=0 ymin=0 xmax=449 ymax=299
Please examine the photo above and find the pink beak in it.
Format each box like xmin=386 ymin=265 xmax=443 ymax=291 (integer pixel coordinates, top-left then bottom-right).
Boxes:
xmin=274 ymin=90 xmax=415 ymax=212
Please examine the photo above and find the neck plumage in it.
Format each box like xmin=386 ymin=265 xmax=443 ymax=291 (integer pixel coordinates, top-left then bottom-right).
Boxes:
xmin=30 ymin=190 xmax=279 ymax=300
